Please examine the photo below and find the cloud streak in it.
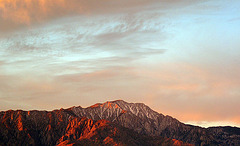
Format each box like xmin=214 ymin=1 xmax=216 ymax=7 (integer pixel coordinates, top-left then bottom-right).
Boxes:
xmin=0 ymin=0 xmax=157 ymax=32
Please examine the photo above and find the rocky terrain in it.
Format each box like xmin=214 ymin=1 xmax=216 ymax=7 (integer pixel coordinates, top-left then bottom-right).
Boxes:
xmin=69 ymin=100 xmax=240 ymax=145
xmin=0 ymin=100 xmax=239 ymax=146
xmin=0 ymin=107 xmax=189 ymax=146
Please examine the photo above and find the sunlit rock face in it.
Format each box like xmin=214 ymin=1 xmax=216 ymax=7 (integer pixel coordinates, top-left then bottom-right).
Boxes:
xmin=0 ymin=100 xmax=240 ymax=146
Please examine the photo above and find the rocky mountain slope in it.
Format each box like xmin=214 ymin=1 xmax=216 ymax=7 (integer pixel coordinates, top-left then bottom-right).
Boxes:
xmin=0 ymin=108 xmax=189 ymax=146
xmin=69 ymin=100 xmax=240 ymax=145
xmin=0 ymin=100 xmax=239 ymax=146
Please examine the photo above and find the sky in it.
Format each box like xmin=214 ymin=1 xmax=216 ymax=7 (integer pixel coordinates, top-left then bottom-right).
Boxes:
xmin=0 ymin=0 xmax=240 ymax=128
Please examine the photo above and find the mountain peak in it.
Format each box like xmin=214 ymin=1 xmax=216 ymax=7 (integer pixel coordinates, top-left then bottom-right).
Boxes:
xmin=110 ymin=99 xmax=144 ymax=105
xmin=90 ymin=101 xmax=121 ymax=109
xmin=111 ymin=99 xmax=127 ymax=104
xmin=85 ymin=100 xmax=156 ymax=118
xmin=101 ymin=100 xmax=148 ymax=110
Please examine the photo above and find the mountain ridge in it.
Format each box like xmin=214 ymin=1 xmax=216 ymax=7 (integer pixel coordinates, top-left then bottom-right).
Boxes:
xmin=68 ymin=100 xmax=240 ymax=145
xmin=1 ymin=100 xmax=240 ymax=146
xmin=0 ymin=105 xmax=189 ymax=146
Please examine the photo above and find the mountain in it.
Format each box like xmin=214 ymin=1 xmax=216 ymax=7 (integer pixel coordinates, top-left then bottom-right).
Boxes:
xmin=0 ymin=107 xmax=189 ymax=146
xmin=0 ymin=100 xmax=239 ymax=146
xmin=69 ymin=100 xmax=240 ymax=145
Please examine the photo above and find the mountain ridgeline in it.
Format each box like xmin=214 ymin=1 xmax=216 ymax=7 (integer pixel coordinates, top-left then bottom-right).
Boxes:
xmin=0 ymin=100 xmax=239 ymax=146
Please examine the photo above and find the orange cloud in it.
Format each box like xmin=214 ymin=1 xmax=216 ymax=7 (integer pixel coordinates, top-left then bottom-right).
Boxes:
xmin=0 ymin=0 xmax=82 ymax=25
xmin=0 ymin=0 xmax=202 ymax=32
xmin=0 ymin=0 xmax=150 ymax=25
